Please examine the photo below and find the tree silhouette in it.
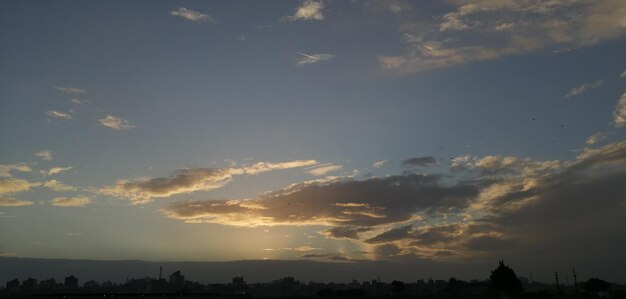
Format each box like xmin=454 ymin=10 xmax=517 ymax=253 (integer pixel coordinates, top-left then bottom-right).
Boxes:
xmin=489 ymin=260 xmax=523 ymax=295
xmin=583 ymin=278 xmax=611 ymax=293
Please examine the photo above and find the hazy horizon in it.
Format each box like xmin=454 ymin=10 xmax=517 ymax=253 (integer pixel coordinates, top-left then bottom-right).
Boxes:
xmin=1 ymin=0 xmax=626 ymax=284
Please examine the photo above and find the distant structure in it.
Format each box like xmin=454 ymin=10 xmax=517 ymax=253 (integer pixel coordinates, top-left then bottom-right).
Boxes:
xmin=555 ymin=271 xmax=561 ymax=294
xmin=64 ymin=275 xmax=78 ymax=288
xmin=169 ymin=270 xmax=185 ymax=286
xmin=5 ymin=279 xmax=19 ymax=292
xmin=159 ymin=266 xmax=162 ymax=280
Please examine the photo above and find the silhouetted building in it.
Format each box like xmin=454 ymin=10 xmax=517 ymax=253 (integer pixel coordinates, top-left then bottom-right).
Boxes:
xmin=169 ymin=270 xmax=184 ymax=286
xmin=64 ymin=275 xmax=78 ymax=288
xmin=6 ymin=279 xmax=19 ymax=292
xmin=39 ymin=278 xmax=56 ymax=292
xmin=21 ymin=277 xmax=37 ymax=293
xmin=83 ymin=280 xmax=99 ymax=288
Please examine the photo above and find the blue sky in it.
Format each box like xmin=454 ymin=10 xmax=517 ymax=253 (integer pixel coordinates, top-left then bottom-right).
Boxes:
xmin=1 ymin=0 xmax=626 ymax=282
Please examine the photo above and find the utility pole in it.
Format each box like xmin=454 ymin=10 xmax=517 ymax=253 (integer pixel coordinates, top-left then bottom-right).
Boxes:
xmin=573 ymin=268 xmax=578 ymax=293
xmin=555 ymin=272 xmax=561 ymax=294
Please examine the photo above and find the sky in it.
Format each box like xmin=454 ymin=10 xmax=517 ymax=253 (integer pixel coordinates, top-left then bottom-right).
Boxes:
xmin=1 ymin=0 xmax=626 ymax=282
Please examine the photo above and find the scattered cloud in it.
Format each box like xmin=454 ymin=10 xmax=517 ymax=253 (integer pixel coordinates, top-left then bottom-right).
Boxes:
xmin=621 ymin=70 xmax=626 ymax=78
xmin=377 ymin=0 xmax=626 ymax=73
xmin=0 ymin=178 xmax=38 ymax=195
xmin=283 ymin=0 xmax=325 ymax=21
xmin=47 ymin=110 xmax=73 ymax=120
xmin=615 ymin=92 xmax=626 ymax=127
xmin=101 ymin=160 xmax=318 ymax=204
xmin=305 ymin=164 xmax=342 ymax=176
xmin=69 ymin=98 xmax=91 ymax=105
xmin=372 ymin=160 xmax=389 ymax=168
xmin=0 ymin=163 xmax=32 ymax=178
xmin=99 ymin=115 xmax=135 ymax=130
xmin=41 ymin=179 xmax=76 ymax=192
xmin=0 ymin=197 xmax=34 ymax=207
xmin=51 ymin=196 xmax=91 ymax=207
xmin=402 ymin=156 xmax=436 ymax=167
xmin=296 ymin=52 xmax=335 ymax=65
xmin=586 ymin=132 xmax=610 ymax=145
xmin=35 ymin=150 xmax=53 ymax=161
xmin=40 ymin=166 xmax=73 ymax=177
xmin=378 ymin=56 xmax=407 ymax=69
xmin=54 ymin=86 xmax=86 ymax=95
xmin=565 ymin=79 xmax=603 ymax=98
xmin=238 ymin=160 xmax=318 ymax=175
xmin=170 ymin=7 xmax=214 ymax=23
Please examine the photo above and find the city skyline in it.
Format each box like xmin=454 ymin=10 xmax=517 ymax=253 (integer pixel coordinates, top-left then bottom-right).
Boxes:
xmin=1 ymin=0 xmax=626 ymax=283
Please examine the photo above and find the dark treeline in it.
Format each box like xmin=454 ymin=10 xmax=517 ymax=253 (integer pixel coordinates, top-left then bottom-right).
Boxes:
xmin=2 ymin=262 xmax=625 ymax=299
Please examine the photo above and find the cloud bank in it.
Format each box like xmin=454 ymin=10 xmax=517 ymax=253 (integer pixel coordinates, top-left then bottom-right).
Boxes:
xmin=161 ymin=140 xmax=626 ymax=270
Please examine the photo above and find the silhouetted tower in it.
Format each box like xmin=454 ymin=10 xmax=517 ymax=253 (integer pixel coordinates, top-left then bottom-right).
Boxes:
xmin=159 ymin=266 xmax=162 ymax=280
xmin=572 ymin=268 xmax=578 ymax=293
xmin=555 ymin=272 xmax=561 ymax=294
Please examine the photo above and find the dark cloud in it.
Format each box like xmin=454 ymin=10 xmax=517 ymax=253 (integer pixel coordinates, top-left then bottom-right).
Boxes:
xmin=161 ymin=140 xmax=626 ymax=280
xmin=402 ymin=156 xmax=437 ymax=167
xmin=300 ymin=253 xmax=352 ymax=262
xmin=374 ymin=244 xmax=402 ymax=259
xmin=365 ymin=225 xmax=413 ymax=244
xmin=165 ymin=174 xmax=479 ymax=227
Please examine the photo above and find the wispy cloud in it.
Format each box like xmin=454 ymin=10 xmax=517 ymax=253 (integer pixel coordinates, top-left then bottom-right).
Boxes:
xmin=565 ymin=79 xmax=603 ymax=98
xmin=279 ymin=245 xmax=322 ymax=252
xmin=296 ymin=52 xmax=335 ymax=65
xmin=305 ymin=164 xmax=342 ymax=176
xmin=0 ymin=197 xmax=34 ymax=207
xmin=614 ymin=92 xmax=626 ymax=127
xmin=69 ymin=98 xmax=91 ymax=105
xmin=376 ymin=0 xmax=626 ymax=73
xmin=41 ymin=166 xmax=73 ymax=177
xmin=372 ymin=160 xmax=389 ymax=168
xmin=283 ymin=0 xmax=325 ymax=21
xmin=41 ymin=179 xmax=75 ymax=192
xmin=101 ymin=159 xmax=318 ymax=204
xmin=35 ymin=151 xmax=53 ymax=161
xmin=54 ymin=86 xmax=86 ymax=95
xmin=47 ymin=110 xmax=73 ymax=120
xmin=170 ymin=7 xmax=214 ymax=23
xmin=586 ymin=132 xmax=610 ymax=145
xmin=51 ymin=196 xmax=91 ymax=207
xmin=99 ymin=115 xmax=135 ymax=130
xmin=621 ymin=70 xmax=626 ymax=78
xmin=402 ymin=156 xmax=437 ymax=167
xmin=0 ymin=164 xmax=32 ymax=178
